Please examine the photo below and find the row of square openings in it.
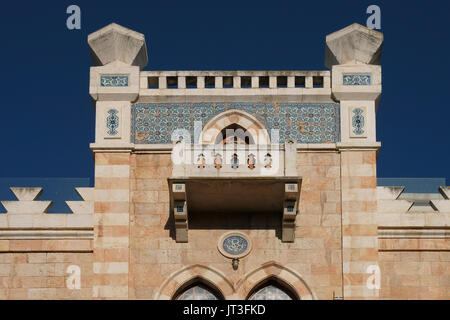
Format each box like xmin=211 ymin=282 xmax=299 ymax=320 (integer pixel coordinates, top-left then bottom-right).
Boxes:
xmin=147 ymin=76 xmax=324 ymax=89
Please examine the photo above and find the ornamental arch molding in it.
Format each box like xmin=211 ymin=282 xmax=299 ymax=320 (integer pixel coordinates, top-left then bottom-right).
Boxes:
xmin=154 ymin=264 xmax=235 ymax=300
xmin=199 ymin=109 xmax=271 ymax=145
xmin=235 ymin=261 xmax=316 ymax=300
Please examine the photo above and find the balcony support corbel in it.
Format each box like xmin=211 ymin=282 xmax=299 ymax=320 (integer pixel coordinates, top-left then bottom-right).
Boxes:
xmin=172 ymin=183 xmax=188 ymax=242
xmin=282 ymin=183 xmax=300 ymax=242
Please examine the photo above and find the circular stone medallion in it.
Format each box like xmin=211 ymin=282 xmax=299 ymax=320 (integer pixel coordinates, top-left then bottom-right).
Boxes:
xmin=218 ymin=232 xmax=252 ymax=259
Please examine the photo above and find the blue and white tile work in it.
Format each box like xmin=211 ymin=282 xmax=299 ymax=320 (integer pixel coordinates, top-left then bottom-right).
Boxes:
xmin=132 ymin=102 xmax=340 ymax=144
xmin=100 ymin=75 xmax=129 ymax=87
xmin=352 ymin=107 xmax=365 ymax=135
xmin=106 ymin=109 xmax=119 ymax=136
xmin=343 ymin=74 xmax=371 ymax=86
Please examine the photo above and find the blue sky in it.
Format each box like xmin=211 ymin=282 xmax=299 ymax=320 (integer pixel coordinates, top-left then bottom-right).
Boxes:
xmin=0 ymin=0 xmax=449 ymax=186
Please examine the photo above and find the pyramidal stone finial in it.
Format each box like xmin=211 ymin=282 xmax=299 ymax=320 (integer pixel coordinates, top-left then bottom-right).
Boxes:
xmin=88 ymin=23 xmax=148 ymax=69
xmin=325 ymin=23 xmax=383 ymax=69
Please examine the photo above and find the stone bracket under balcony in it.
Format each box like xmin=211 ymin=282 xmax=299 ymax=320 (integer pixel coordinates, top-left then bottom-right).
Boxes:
xmin=168 ymin=177 xmax=302 ymax=243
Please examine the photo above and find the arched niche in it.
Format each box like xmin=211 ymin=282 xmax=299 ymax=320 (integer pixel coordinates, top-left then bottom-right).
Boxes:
xmin=154 ymin=264 xmax=235 ymax=300
xmin=236 ymin=261 xmax=315 ymax=300
xmin=247 ymin=277 xmax=299 ymax=300
xmin=173 ymin=278 xmax=224 ymax=300
xmin=200 ymin=109 xmax=270 ymax=145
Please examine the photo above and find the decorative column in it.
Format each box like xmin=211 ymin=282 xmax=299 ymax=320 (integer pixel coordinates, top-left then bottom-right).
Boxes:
xmin=88 ymin=23 xmax=148 ymax=299
xmin=326 ymin=23 xmax=383 ymax=299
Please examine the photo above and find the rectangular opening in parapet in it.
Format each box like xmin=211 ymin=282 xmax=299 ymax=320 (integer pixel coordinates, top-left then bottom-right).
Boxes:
xmin=313 ymin=76 xmax=324 ymax=88
xmin=205 ymin=76 xmax=215 ymax=88
xmin=241 ymin=76 xmax=251 ymax=88
xmin=148 ymin=77 xmax=158 ymax=89
xmin=295 ymin=76 xmax=305 ymax=88
xmin=186 ymin=76 xmax=197 ymax=88
xmin=223 ymin=76 xmax=233 ymax=88
xmin=277 ymin=76 xmax=287 ymax=88
xmin=167 ymin=76 xmax=178 ymax=89
xmin=259 ymin=76 xmax=269 ymax=88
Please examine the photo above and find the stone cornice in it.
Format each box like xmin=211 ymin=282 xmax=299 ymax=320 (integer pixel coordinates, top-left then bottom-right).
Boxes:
xmin=90 ymin=142 xmax=384 ymax=153
xmin=336 ymin=141 xmax=381 ymax=151
xmin=0 ymin=229 xmax=93 ymax=240
xmin=378 ymin=227 xmax=450 ymax=239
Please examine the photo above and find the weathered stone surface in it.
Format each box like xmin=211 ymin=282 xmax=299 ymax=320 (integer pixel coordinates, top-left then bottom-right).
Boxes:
xmin=88 ymin=23 xmax=148 ymax=68
xmin=10 ymin=187 xmax=43 ymax=201
xmin=325 ymin=23 xmax=383 ymax=69
xmin=377 ymin=186 xmax=405 ymax=200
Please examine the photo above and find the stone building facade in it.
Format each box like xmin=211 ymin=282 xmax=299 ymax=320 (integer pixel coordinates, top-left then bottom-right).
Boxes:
xmin=0 ymin=23 xmax=449 ymax=300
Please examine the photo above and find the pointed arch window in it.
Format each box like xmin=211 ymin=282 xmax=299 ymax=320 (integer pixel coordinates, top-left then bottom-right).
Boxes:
xmin=248 ymin=279 xmax=298 ymax=300
xmin=174 ymin=281 xmax=223 ymax=300
xmin=215 ymin=123 xmax=255 ymax=145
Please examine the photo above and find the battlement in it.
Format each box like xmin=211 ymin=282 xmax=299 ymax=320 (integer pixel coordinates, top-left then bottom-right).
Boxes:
xmin=377 ymin=186 xmax=450 ymax=250
xmin=137 ymin=70 xmax=331 ymax=102
xmin=0 ymin=187 xmax=93 ymax=240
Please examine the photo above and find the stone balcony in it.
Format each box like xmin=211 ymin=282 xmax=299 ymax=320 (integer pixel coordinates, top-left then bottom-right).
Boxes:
xmin=172 ymin=142 xmax=297 ymax=177
xmin=168 ymin=142 xmax=301 ymax=243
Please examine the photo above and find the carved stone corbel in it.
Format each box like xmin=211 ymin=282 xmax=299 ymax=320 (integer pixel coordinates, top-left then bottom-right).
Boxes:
xmin=282 ymin=183 xmax=300 ymax=242
xmin=172 ymin=183 xmax=188 ymax=242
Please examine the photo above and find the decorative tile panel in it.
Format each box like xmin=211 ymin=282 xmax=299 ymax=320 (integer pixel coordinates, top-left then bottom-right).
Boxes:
xmin=343 ymin=74 xmax=371 ymax=86
xmin=218 ymin=232 xmax=252 ymax=259
xmin=100 ymin=75 xmax=129 ymax=87
xmin=132 ymin=102 xmax=340 ymax=144
xmin=223 ymin=235 xmax=248 ymax=255
xmin=106 ymin=109 xmax=119 ymax=136
xmin=351 ymin=107 xmax=366 ymax=136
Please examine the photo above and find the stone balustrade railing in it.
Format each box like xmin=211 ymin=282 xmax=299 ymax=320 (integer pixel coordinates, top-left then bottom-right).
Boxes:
xmin=139 ymin=70 xmax=330 ymax=90
xmin=172 ymin=143 xmax=297 ymax=177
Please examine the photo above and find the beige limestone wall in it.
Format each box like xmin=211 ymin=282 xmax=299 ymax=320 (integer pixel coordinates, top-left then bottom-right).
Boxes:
xmin=0 ymin=252 xmax=92 ymax=299
xmin=296 ymin=151 xmax=343 ymax=299
xmin=93 ymin=153 xmax=131 ymax=299
xmin=128 ymin=151 xmax=342 ymax=300
xmin=340 ymin=150 xmax=378 ymax=299
xmin=379 ymin=251 xmax=450 ymax=299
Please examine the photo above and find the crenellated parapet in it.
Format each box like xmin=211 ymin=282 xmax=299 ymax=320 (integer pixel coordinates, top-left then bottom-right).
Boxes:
xmin=377 ymin=186 xmax=450 ymax=250
xmin=0 ymin=187 xmax=94 ymax=239
xmin=377 ymin=186 xmax=450 ymax=214
xmin=377 ymin=186 xmax=413 ymax=213
xmin=432 ymin=186 xmax=450 ymax=212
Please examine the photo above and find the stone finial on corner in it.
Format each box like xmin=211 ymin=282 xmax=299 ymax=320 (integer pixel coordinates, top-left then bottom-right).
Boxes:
xmin=325 ymin=23 xmax=383 ymax=69
xmin=88 ymin=23 xmax=148 ymax=69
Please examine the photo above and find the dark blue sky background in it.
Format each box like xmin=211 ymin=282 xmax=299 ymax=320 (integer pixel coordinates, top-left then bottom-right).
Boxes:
xmin=0 ymin=1 xmax=449 ymax=186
